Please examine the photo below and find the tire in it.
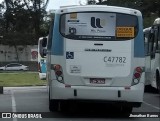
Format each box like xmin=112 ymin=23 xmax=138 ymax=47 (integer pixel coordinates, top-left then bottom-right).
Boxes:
xmin=156 ymin=71 xmax=160 ymax=94
xmin=120 ymin=106 xmax=133 ymax=117
xmin=49 ymin=88 xmax=59 ymax=112
xmin=49 ymin=87 xmax=67 ymax=112
xmin=49 ymin=99 xmax=68 ymax=112
xmin=49 ymin=99 xmax=59 ymax=112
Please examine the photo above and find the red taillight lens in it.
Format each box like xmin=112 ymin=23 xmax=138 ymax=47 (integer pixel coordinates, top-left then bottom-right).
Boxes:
xmin=135 ymin=67 xmax=142 ymax=73
xmin=54 ymin=65 xmax=61 ymax=71
xmin=134 ymin=73 xmax=141 ymax=79
xmin=132 ymin=67 xmax=143 ymax=85
xmin=56 ymin=71 xmax=62 ymax=76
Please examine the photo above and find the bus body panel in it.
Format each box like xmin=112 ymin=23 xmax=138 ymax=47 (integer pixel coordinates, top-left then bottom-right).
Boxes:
xmin=64 ymin=39 xmax=133 ymax=86
xmin=50 ymin=80 xmax=144 ymax=103
xmin=150 ymin=53 xmax=160 ymax=89
xmin=65 ymin=40 xmax=132 ymax=76
xmin=57 ymin=5 xmax=142 ymax=16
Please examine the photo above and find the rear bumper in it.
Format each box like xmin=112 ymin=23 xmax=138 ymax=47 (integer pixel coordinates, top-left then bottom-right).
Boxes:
xmin=50 ymin=82 xmax=144 ymax=107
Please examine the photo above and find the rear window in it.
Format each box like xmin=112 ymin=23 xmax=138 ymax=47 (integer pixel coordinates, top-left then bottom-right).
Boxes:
xmin=60 ymin=12 xmax=138 ymax=41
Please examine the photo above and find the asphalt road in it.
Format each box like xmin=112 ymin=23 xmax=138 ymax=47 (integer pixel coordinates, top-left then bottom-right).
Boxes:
xmin=0 ymin=86 xmax=159 ymax=121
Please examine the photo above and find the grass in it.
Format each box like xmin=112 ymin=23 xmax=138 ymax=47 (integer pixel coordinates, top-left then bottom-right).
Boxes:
xmin=0 ymin=72 xmax=47 ymax=87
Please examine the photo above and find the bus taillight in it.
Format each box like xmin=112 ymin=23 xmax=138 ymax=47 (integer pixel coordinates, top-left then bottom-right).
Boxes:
xmin=54 ymin=65 xmax=61 ymax=71
xmin=53 ymin=64 xmax=64 ymax=83
xmin=132 ymin=67 xmax=143 ymax=85
xmin=55 ymin=71 xmax=62 ymax=76
xmin=135 ymin=67 xmax=142 ymax=73
xmin=134 ymin=72 xmax=141 ymax=79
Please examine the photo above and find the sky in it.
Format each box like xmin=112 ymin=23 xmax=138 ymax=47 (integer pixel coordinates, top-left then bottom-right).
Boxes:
xmin=47 ymin=0 xmax=80 ymax=10
xmin=46 ymin=0 xmax=99 ymax=10
xmin=0 ymin=0 xmax=87 ymax=10
xmin=0 ymin=0 xmax=100 ymax=11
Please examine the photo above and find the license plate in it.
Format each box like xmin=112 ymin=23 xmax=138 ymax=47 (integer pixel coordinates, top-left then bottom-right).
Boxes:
xmin=90 ymin=78 xmax=105 ymax=84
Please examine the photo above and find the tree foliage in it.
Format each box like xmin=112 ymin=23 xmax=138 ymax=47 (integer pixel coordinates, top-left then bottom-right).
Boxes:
xmin=0 ymin=0 xmax=50 ymax=45
xmin=88 ymin=0 xmax=160 ymax=27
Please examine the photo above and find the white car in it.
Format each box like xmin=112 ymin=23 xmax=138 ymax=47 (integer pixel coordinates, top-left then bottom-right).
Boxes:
xmin=0 ymin=63 xmax=29 ymax=71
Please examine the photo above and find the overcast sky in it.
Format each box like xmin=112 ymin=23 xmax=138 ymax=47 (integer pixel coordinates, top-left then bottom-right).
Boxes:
xmin=0 ymin=0 xmax=102 ymax=10
xmin=47 ymin=0 xmax=80 ymax=10
xmin=0 ymin=0 xmax=86 ymax=10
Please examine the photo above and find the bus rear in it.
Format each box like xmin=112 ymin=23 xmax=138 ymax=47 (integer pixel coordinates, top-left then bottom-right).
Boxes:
xmin=48 ymin=5 xmax=145 ymax=113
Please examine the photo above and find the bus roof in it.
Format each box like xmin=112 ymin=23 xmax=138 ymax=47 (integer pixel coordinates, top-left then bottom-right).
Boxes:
xmin=153 ymin=18 xmax=160 ymax=25
xmin=143 ymin=27 xmax=151 ymax=33
xmin=55 ymin=5 xmax=141 ymax=16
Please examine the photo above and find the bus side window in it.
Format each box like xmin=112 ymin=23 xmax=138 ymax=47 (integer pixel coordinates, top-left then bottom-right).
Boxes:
xmin=48 ymin=19 xmax=54 ymax=51
xmin=144 ymin=33 xmax=150 ymax=56
xmin=154 ymin=26 xmax=159 ymax=53
xmin=42 ymin=38 xmax=47 ymax=47
xmin=157 ymin=26 xmax=160 ymax=52
xmin=150 ymin=27 xmax=155 ymax=59
xmin=151 ymin=26 xmax=159 ymax=59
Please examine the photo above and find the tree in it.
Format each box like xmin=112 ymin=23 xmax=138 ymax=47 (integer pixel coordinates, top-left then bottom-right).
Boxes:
xmin=0 ymin=0 xmax=50 ymax=61
xmin=95 ymin=0 xmax=159 ymax=27
xmin=0 ymin=0 xmax=49 ymax=45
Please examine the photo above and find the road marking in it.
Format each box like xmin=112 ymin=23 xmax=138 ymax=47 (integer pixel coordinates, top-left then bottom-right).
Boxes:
xmin=143 ymin=101 xmax=160 ymax=110
xmin=11 ymin=91 xmax=17 ymax=121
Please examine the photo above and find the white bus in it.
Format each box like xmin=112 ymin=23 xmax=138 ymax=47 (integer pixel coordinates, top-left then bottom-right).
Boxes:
xmin=38 ymin=37 xmax=47 ymax=80
xmin=144 ymin=18 xmax=160 ymax=93
xmin=41 ymin=5 xmax=145 ymax=114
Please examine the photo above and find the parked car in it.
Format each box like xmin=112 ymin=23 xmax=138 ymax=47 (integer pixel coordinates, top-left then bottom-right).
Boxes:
xmin=0 ymin=63 xmax=29 ymax=71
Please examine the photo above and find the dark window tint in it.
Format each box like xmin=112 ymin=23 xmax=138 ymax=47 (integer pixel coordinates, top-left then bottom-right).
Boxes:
xmin=60 ymin=12 xmax=139 ymax=41
xmin=48 ymin=18 xmax=54 ymax=50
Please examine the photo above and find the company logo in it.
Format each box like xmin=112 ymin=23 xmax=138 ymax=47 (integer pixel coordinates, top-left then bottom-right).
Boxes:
xmin=91 ymin=17 xmax=104 ymax=28
xmin=2 ymin=113 xmax=11 ymax=118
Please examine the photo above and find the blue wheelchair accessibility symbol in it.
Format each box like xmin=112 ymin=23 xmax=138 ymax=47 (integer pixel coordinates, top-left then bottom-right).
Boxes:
xmin=66 ymin=52 xmax=74 ymax=59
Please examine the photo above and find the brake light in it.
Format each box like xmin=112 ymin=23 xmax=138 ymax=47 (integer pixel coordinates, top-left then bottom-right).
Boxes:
xmin=53 ymin=64 xmax=64 ymax=83
xmin=54 ymin=65 xmax=61 ymax=71
xmin=132 ymin=67 xmax=143 ymax=85
xmin=55 ymin=71 xmax=62 ymax=76
xmin=134 ymin=72 xmax=141 ymax=79
xmin=135 ymin=67 xmax=142 ymax=73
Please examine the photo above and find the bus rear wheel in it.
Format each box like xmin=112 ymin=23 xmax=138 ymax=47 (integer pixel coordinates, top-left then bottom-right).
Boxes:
xmin=49 ymin=99 xmax=59 ymax=112
xmin=49 ymin=100 xmax=68 ymax=112
xmin=120 ymin=106 xmax=133 ymax=117
xmin=156 ymin=71 xmax=160 ymax=94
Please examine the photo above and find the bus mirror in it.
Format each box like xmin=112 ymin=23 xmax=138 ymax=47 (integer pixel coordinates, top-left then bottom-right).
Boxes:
xmin=158 ymin=43 xmax=160 ymax=51
xmin=43 ymin=49 xmax=47 ymax=56
xmin=40 ymin=48 xmax=47 ymax=58
xmin=42 ymin=38 xmax=47 ymax=47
